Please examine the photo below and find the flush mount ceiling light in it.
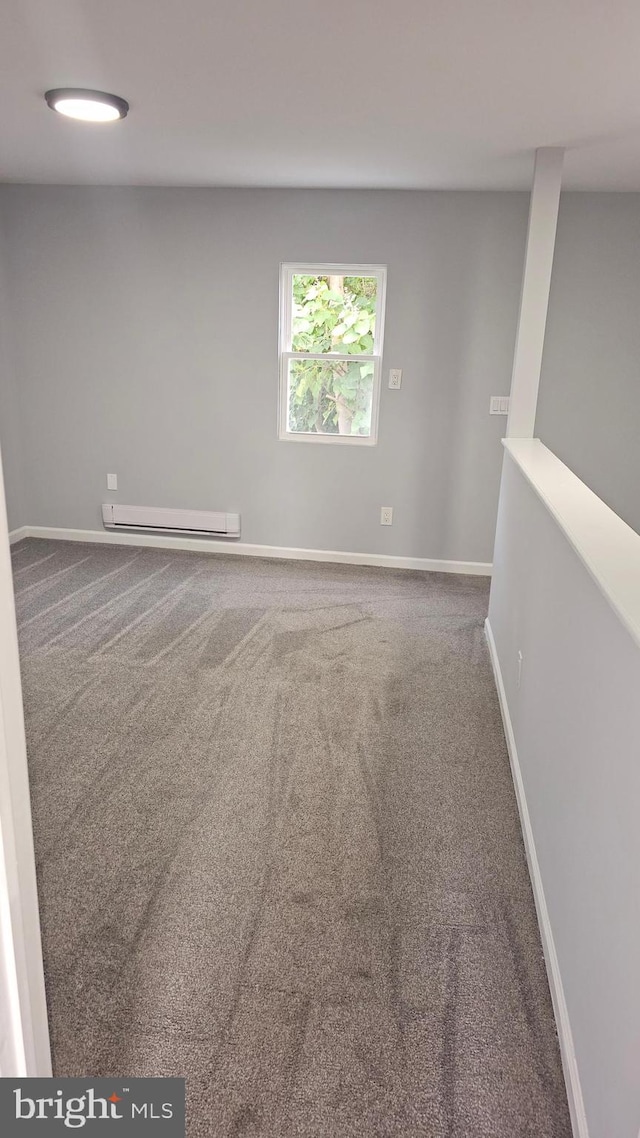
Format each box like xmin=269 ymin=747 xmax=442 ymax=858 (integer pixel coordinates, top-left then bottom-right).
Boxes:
xmin=45 ymin=88 xmax=129 ymax=122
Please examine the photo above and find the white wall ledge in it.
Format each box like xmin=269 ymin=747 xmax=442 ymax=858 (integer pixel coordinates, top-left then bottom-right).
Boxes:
xmin=503 ymin=438 xmax=640 ymax=649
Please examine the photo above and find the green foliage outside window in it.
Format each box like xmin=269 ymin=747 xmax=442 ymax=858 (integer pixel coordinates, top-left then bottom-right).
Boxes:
xmin=288 ymin=275 xmax=377 ymax=435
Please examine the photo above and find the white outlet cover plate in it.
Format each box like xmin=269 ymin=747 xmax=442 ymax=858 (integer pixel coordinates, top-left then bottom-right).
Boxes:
xmin=380 ymin=507 xmax=393 ymax=525
xmin=107 ymin=473 xmax=118 ymax=491
xmin=389 ymin=369 xmax=402 ymax=389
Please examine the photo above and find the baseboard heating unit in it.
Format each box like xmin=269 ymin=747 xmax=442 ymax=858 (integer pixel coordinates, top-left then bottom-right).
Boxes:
xmin=101 ymin=503 xmax=241 ymax=538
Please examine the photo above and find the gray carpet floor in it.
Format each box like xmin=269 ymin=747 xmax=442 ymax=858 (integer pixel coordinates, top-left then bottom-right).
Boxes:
xmin=12 ymin=537 xmax=572 ymax=1137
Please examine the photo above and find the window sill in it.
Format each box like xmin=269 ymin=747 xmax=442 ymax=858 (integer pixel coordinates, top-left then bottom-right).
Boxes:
xmin=278 ymin=431 xmax=378 ymax=447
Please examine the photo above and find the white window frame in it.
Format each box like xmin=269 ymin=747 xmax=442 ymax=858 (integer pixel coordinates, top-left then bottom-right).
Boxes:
xmin=278 ymin=262 xmax=387 ymax=445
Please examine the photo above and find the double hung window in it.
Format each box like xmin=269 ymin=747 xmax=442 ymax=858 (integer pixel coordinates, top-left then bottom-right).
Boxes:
xmin=278 ymin=263 xmax=387 ymax=444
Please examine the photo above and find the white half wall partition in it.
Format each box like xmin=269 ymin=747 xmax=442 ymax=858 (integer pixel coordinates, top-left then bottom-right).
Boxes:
xmin=0 ymin=437 xmax=51 ymax=1077
xmin=487 ymin=440 xmax=640 ymax=1138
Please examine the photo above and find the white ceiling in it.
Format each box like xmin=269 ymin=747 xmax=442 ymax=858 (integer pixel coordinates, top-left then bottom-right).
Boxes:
xmin=2 ymin=0 xmax=640 ymax=190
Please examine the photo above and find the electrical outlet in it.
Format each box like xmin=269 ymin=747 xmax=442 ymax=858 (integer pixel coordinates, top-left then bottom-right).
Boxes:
xmin=389 ymin=368 xmax=402 ymax=389
xmin=380 ymin=506 xmax=393 ymax=526
xmin=517 ymin=650 xmax=523 ymax=688
xmin=107 ymin=473 xmax=118 ymax=491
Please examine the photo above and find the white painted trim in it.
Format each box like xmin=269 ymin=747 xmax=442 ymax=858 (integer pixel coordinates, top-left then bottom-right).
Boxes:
xmin=485 ymin=616 xmax=589 ymax=1138
xmin=507 ymin=146 xmax=563 ymax=439
xmin=12 ymin=526 xmax=492 ymax=576
xmin=8 ymin=527 xmax=28 ymax=546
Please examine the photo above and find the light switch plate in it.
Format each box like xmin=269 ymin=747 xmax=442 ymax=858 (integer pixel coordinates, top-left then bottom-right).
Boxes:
xmin=107 ymin=473 xmax=118 ymax=491
xmin=490 ymin=396 xmax=510 ymax=415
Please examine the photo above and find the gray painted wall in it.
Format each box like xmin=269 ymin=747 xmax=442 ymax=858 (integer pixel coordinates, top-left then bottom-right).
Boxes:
xmin=537 ymin=193 xmax=640 ymax=536
xmin=0 ymin=187 xmax=528 ymax=561
xmin=0 ymin=235 xmax=28 ymax=533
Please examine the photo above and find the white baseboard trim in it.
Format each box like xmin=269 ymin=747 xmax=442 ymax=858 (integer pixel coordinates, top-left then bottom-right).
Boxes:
xmin=8 ymin=526 xmax=29 ymax=546
xmin=10 ymin=526 xmax=492 ymax=576
xmin=484 ymin=617 xmax=589 ymax=1138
